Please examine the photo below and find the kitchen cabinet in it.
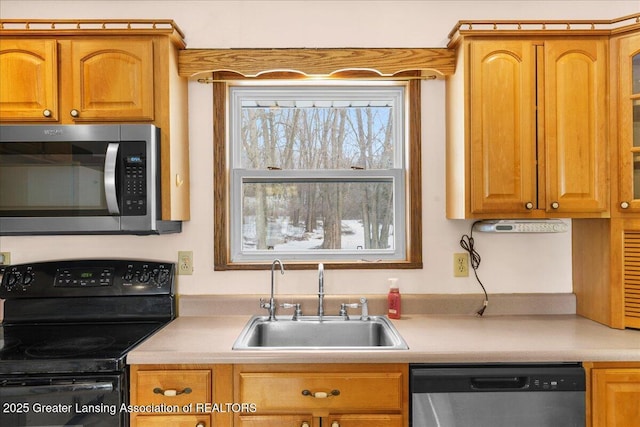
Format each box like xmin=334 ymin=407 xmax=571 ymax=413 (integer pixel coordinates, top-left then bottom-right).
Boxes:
xmin=446 ymin=32 xmax=609 ymax=218
xmin=613 ymin=31 xmax=640 ymax=215
xmin=0 ymin=39 xmax=58 ymax=121
xmin=573 ymin=218 xmax=640 ymax=329
xmin=585 ymin=362 xmax=640 ymax=427
xmin=129 ymin=364 xmax=234 ymax=427
xmin=572 ymin=25 xmax=640 ymax=330
xmin=234 ymin=364 xmax=407 ymax=427
xmin=0 ymin=20 xmax=190 ymax=220
xmin=0 ymin=38 xmax=153 ymax=122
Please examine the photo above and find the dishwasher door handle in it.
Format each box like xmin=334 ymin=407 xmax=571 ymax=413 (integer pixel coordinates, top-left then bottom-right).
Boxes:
xmin=470 ymin=376 xmax=527 ymax=390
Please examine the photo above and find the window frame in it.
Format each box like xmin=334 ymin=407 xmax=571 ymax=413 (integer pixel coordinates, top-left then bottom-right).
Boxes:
xmin=213 ymin=72 xmax=423 ymax=270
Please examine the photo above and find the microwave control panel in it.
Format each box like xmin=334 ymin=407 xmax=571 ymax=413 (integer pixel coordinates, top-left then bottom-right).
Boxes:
xmin=120 ymin=142 xmax=147 ymax=216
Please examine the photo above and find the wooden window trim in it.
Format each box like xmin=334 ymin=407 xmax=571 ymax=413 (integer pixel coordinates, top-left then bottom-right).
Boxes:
xmin=213 ymin=72 xmax=422 ymax=270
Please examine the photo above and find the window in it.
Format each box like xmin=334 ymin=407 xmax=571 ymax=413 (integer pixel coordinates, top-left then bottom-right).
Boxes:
xmin=213 ymin=76 xmax=422 ymax=270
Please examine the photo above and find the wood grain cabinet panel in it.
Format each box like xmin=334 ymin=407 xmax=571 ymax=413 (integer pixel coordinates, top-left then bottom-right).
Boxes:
xmin=615 ymin=32 xmax=640 ymax=214
xmin=235 ymin=364 xmax=408 ymax=427
xmin=0 ymin=39 xmax=58 ymax=121
xmin=468 ymin=40 xmax=537 ymax=214
xmin=235 ymin=415 xmax=318 ymax=427
xmin=543 ymin=39 xmax=608 ymax=214
xmin=68 ymin=39 xmax=154 ymax=121
xmin=129 ymin=364 xmax=234 ymax=427
xmin=591 ymin=367 xmax=640 ymax=427
xmin=135 ymin=415 xmax=210 ymax=427
xmin=447 ymin=35 xmax=609 ymax=218
xmin=134 ymin=369 xmax=211 ymax=411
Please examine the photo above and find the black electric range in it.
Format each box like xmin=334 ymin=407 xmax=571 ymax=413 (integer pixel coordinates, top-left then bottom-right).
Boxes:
xmin=0 ymin=259 xmax=176 ymax=427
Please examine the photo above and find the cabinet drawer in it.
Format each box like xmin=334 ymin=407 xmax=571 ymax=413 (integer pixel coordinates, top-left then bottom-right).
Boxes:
xmin=238 ymin=372 xmax=403 ymax=412
xmin=328 ymin=414 xmax=403 ymax=427
xmin=135 ymin=414 xmax=210 ymax=427
xmin=236 ymin=415 xmax=317 ymax=427
xmin=135 ymin=370 xmax=211 ymax=410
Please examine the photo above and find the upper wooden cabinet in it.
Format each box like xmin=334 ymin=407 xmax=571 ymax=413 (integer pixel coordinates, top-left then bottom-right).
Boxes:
xmin=0 ymin=38 xmax=154 ymax=122
xmin=447 ymin=30 xmax=609 ymax=219
xmin=0 ymin=20 xmax=190 ymax=221
xmin=67 ymin=39 xmax=155 ymax=122
xmin=613 ymin=31 xmax=640 ymax=215
xmin=0 ymin=39 xmax=58 ymax=121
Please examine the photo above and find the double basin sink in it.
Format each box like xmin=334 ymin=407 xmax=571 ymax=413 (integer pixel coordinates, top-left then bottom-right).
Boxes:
xmin=233 ymin=315 xmax=409 ymax=350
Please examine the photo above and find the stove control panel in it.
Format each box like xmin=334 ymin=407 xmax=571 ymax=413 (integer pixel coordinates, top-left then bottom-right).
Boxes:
xmin=0 ymin=259 xmax=174 ymax=298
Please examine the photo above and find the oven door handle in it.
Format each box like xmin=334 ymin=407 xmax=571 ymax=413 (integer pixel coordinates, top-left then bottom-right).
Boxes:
xmin=104 ymin=142 xmax=120 ymax=215
xmin=0 ymin=381 xmax=114 ymax=397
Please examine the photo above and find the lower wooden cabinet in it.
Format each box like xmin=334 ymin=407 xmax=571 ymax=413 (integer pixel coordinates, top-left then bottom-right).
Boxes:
xmin=129 ymin=364 xmax=233 ymax=427
xmin=234 ymin=364 xmax=407 ymax=427
xmin=235 ymin=414 xmax=401 ymax=427
xmin=129 ymin=363 xmax=407 ymax=426
xmin=235 ymin=415 xmax=317 ymax=427
xmin=135 ymin=414 xmax=211 ymax=427
xmin=585 ymin=362 xmax=640 ymax=427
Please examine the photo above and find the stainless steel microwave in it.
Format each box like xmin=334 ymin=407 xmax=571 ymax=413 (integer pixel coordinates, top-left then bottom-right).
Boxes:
xmin=0 ymin=124 xmax=181 ymax=235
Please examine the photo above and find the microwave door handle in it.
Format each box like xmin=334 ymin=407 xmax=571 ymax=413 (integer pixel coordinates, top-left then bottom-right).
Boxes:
xmin=104 ymin=142 xmax=120 ymax=215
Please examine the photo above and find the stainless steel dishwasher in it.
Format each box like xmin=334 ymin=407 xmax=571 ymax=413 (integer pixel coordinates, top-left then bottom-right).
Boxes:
xmin=410 ymin=363 xmax=585 ymax=427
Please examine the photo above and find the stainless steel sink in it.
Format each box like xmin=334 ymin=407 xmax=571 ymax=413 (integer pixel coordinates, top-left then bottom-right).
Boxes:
xmin=232 ymin=315 xmax=409 ymax=350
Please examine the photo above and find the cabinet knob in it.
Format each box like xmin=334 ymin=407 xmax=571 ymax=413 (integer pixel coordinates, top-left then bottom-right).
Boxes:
xmin=550 ymin=202 xmax=560 ymax=209
xmin=621 ymin=201 xmax=630 ymax=209
xmin=525 ymin=202 xmax=534 ymax=210
xmin=196 ymin=423 xmax=206 ymax=427
xmin=42 ymin=109 xmax=52 ymax=117
xmin=70 ymin=109 xmax=79 ymax=118
xmin=301 ymin=423 xmax=310 ymax=427
xmin=331 ymin=422 xmax=340 ymax=427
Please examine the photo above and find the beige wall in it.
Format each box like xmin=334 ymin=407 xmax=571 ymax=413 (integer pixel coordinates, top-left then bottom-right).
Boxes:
xmin=0 ymin=1 xmax=636 ymax=297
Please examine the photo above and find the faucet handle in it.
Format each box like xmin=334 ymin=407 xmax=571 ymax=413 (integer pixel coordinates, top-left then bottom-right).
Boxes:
xmin=339 ymin=302 xmax=360 ymax=320
xmin=280 ymin=303 xmax=302 ymax=320
xmin=260 ymin=298 xmax=271 ymax=309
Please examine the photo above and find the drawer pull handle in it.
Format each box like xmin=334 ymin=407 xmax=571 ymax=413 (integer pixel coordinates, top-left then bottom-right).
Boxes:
xmin=301 ymin=389 xmax=340 ymax=398
xmin=153 ymin=387 xmax=192 ymax=396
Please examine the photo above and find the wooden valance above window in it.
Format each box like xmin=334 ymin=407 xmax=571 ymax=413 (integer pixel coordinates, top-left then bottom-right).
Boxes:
xmin=177 ymin=48 xmax=456 ymax=78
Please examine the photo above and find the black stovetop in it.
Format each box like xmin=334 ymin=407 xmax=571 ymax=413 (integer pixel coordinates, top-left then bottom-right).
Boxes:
xmin=0 ymin=321 xmax=166 ymax=375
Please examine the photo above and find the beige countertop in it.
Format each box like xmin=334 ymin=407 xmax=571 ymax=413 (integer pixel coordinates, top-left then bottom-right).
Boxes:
xmin=127 ymin=313 xmax=640 ymax=365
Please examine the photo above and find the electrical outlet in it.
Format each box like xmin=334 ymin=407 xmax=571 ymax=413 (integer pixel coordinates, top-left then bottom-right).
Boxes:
xmin=0 ymin=252 xmax=10 ymax=265
xmin=178 ymin=251 xmax=193 ymax=275
xmin=454 ymin=252 xmax=469 ymax=277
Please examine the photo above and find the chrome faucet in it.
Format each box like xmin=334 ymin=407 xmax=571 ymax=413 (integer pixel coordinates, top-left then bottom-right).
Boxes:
xmin=317 ymin=263 xmax=324 ymax=320
xmin=260 ymin=259 xmax=284 ymax=321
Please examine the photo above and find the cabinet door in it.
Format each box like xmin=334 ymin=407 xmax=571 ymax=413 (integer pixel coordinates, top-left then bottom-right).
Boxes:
xmin=135 ymin=415 xmax=210 ymax=427
xmin=68 ymin=39 xmax=154 ymax=121
xmin=544 ymin=38 xmax=608 ymax=214
xmin=617 ymin=33 xmax=640 ymax=212
xmin=327 ymin=414 xmax=403 ymax=427
xmin=469 ymin=40 xmax=537 ymax=214
xmin=592 ymin=368 xmax=640 ymax=427
xmin=0 ymin=39 xmax=58 ymax=121
xmin=236 ymin=415 xmax=318 ymax=427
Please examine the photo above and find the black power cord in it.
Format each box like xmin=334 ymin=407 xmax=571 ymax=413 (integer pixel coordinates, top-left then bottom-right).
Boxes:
xmin=459 ymin=220 xmax=488 ymax=316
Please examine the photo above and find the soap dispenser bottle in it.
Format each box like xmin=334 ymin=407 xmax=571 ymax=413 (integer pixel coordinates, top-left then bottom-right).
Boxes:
xmin=387 ymin=278 xmax=401 ymax=319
